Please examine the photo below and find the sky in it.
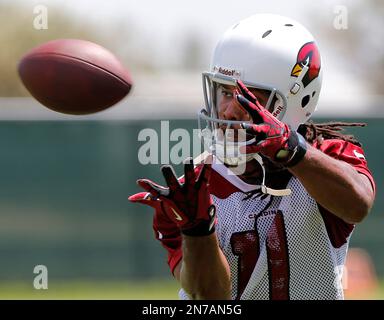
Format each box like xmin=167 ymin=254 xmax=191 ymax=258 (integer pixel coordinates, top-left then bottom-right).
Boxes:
xmin=9 ymin=0 xmax=362 ymax=68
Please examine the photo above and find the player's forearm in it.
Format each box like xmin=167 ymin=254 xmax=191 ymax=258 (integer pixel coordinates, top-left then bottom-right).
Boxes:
xmin=177 ymin=232 xmax=231 ymax=300
xmin=289 ymin=144 xmax=374 ymax=224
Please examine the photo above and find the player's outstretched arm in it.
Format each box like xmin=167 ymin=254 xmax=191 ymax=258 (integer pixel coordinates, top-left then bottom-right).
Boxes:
xmin=173 ymin=233 xmax=231 ymax=300
xmin=131 ymin=158 xmax=231 ymax=299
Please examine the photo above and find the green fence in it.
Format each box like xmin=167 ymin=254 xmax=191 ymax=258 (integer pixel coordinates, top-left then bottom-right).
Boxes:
xmin=0 ymin=118 xmax=382 ymax=281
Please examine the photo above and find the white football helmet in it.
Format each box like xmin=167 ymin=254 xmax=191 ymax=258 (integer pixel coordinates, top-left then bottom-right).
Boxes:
xmin=198 ymin=14 xmax=322 ymax=169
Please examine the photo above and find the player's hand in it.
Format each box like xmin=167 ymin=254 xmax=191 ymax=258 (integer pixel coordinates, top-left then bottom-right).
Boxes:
xmin=129 ymin=190 xmax=180 ymax=244
xmin=134 ymin=157 xmax=216 ymax=236
xmin=235 ymin=80 xmax=307 ymax=167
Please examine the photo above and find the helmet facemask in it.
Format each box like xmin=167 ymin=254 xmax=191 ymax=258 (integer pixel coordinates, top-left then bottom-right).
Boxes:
xmin=198 ymin=72 xmax=292 ymax=196
xmin=198 ymin=72 xmax=288 ymax=167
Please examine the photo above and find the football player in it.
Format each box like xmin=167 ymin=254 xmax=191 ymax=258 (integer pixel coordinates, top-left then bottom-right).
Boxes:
xmin=129 ymin=14 xmax=375 ymax=300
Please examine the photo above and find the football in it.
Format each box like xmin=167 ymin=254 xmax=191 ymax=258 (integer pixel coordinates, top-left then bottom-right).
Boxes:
xmin=18 ymin=39 xmax=133 ymax=115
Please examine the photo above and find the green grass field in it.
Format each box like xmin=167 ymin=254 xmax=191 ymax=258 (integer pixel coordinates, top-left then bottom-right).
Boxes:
xmin=0 ymin=279 xmax=383 ymax=300
xmin=0 ymin=279 xmax=181 ymax=300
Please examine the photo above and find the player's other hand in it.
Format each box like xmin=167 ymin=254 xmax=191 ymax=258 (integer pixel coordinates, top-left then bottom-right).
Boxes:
xmin=131 ymin=157 xmax=216 ymax=237
xmin=235 ymin=80 xmax=307 ymax=167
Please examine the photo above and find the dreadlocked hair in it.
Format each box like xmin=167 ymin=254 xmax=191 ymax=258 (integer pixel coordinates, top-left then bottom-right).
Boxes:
xmin=298 ymin=121 xmax=366 ymax=147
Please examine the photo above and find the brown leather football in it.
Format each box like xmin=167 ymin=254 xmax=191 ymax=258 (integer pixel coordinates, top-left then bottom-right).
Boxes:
xmin=18 ymin=39 xmax=133 ymax=115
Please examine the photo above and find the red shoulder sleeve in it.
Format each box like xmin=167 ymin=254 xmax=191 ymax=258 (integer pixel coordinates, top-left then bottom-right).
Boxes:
xmin=313 ymin=139 xmax=375 ymax=247
xmin=315 ymin=139 xmax=376 ymax=193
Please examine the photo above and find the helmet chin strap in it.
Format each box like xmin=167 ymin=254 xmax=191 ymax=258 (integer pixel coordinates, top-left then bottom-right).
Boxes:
xmin=199 ymin=128 xmax=291 ymax=197
xmin=251 ymin=153 xmax=291 ymax=197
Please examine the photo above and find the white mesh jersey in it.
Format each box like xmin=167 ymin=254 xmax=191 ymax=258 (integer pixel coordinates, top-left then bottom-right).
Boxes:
xmin=179 ymin=162 xmax=349 ymax=300
xmin=151 ymin=139 xmax=375 ymax=300
xmin=225 ymin=162 xmax=349 ymax=300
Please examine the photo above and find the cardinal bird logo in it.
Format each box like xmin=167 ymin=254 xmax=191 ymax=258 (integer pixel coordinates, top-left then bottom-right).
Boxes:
xmin=291 ymin=42 xmax=321 ymax=88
